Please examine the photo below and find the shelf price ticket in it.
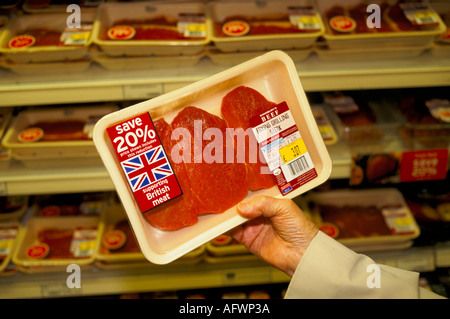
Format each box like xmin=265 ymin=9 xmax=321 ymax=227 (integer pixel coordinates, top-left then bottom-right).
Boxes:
xmin=250 ymin=101 xmax=318 ymax=195
xmin=106 ymin=113 xmax=182 ymax=213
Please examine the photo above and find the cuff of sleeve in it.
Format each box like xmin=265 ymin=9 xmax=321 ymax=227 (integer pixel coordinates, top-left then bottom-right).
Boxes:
xmin=284 ymin=231 xmax=422 ymax=299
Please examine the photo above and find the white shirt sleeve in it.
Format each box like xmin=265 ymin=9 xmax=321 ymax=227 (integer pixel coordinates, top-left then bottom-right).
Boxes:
xmin=284 ymin=231 xmax=445 ymax=299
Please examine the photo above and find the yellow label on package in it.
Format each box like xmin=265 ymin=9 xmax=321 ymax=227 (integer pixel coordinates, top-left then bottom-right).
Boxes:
xmin=0 ymin=227 xmax=18 ymax=259
xmin=279 ymin=138 xmax=307 ymax=164
xmin=70 ymin=229 xmax=97 ymax=257
xmin=178 ymin=13 xmax=206 ymax=38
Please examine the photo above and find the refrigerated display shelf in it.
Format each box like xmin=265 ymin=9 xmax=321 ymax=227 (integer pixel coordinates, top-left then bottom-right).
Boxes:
xmin=0 ymin=160 xmax=114 ymax=196
xmin=0 ymin=244 xmax=446 ymax=299
xmin=0 ymin=51 xmax=449 ymax=107
xmin=0 ymin=45 xmax=449 ymax=299
xmin=0 ymin=259 xmax=290 ymax=299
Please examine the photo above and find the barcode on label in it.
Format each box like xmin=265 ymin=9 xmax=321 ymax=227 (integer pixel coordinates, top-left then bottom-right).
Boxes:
xmin=287 ymin=155 xmax=309 ymax=176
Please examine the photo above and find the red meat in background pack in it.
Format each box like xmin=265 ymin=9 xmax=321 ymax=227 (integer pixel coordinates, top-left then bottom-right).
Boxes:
xmin=221 ymin=86 xmax=276 ymax=191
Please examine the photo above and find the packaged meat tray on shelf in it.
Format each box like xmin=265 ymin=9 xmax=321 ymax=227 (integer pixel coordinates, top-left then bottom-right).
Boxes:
xmin=12 ymin=215 xmax=103 ymax=272
xmin=207 ymin=0 xmax=324 ymax=53
xmin=322 ymin=92 xmax=401 ymax=150
xmin=392 ymin=93 xmax=450 ymax=149
xmin=1 ymin=103 xmax=118 ymax=169
xmin=31 ymin=192 xmax=112 ymax=217
xmin=0 ymin=222 xmax=22 ymax=275
xmin=0 ymin=195 xmax=28 ymax=222
xmin=92 ymin=1 xmax=210 ymax=57
xmin=305 ymin=188 xmax=421 ymax=252
xmin=93 ymin=50 xmax=332 ymax=265
xmin=316 ymin=0 xmax=446 ymax=50
xmin=0 ymin=11 xmax=95 ymax=63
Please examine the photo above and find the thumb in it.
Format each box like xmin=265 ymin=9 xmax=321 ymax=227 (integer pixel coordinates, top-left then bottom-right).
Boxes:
xmin=237 ymin=195 xmax=292 ymax=219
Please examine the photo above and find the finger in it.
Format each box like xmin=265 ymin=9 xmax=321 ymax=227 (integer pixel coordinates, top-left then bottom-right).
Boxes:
xmin=230 ymin=225 xmax=243 ymax=243
xmin=237 ymin=195 xmax=294 ymax=219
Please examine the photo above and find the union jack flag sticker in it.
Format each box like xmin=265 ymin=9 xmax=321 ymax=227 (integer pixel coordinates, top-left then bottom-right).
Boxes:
xmin=120 ymin=146 xmax=173 ymax=192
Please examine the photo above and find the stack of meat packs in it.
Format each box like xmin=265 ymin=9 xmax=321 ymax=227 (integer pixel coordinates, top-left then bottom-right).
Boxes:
xmin=145 ymin=86 xmax=277 ymax=231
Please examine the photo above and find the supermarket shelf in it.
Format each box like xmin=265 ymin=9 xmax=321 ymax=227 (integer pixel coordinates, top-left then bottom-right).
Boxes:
xmin=0 ymin=244 xmax=446 ymax=299
xmin=0 ymin=142 xmax=350 ymax=196
xmin=0 ymin=160 xmax=114 ymax=196
xmin=0 ymin=51 xmax=449 ymax=107
xmin=0 ymin=260 xmax=290 ymax=299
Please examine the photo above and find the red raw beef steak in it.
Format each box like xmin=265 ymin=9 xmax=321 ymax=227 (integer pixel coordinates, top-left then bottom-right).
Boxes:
xmin=221 ymin=86 xmax=276 ymax=190
xmin=171 ymin=106 xmax=248 ymax=214
xmin=143 ymin=118 xmax=204 ymax=230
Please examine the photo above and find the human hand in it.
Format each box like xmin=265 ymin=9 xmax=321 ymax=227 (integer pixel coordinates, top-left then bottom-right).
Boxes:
xmin=232 ymin=195 xmax=318 ymax=277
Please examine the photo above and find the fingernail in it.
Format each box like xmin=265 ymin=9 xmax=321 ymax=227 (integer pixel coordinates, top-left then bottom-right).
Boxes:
xmin=237 ymin=202 xmax=249 ymax=212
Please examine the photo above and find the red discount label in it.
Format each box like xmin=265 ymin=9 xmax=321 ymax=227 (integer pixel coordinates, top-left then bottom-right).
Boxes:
xmin=106 ymin=113 xmax=182 ymax=214
xmin=400 ymin=149 xmax=448 ymax=182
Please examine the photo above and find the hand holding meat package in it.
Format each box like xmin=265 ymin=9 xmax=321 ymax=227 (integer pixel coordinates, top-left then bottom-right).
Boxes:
xmin=93 ymin=51 xmax=331 ymax=264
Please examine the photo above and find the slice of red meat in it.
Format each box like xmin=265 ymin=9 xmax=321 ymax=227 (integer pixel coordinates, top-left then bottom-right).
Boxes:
xmin=221 ymin=86 xmax=276 ymax=191
xmin=143 ymin=118 xmax=204 ymax=231
xmin=171 ymin=106 xmax=248 ymax=214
